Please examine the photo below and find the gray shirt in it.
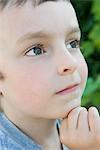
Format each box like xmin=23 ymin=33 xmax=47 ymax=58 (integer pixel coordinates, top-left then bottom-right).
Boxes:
xmin=0 ymin=112 xmax=69 ymax=150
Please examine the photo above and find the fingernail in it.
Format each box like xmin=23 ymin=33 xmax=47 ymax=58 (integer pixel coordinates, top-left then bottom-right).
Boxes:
xmin=82 ymin=107 xmax=87 ymax=111
xmin=90 ymin=107 xmax=99 ymax=117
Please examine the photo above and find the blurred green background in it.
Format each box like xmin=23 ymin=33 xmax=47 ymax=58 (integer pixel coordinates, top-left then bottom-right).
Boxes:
xmin=71 ymin=0 xmax=100 ymax=112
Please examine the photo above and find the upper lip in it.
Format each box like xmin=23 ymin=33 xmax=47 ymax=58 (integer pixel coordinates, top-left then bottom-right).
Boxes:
xmin=56 ymin=83 xmax=80 ymax=94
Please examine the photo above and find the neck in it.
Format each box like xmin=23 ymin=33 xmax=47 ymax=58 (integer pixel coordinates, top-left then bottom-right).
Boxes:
xmin=21 ymin=118 xmax=58 ymax=144
xmin=20 ymin=118 xmax=61 ymax=150
xmin=4 ymin=111 xmax=61 ymax=150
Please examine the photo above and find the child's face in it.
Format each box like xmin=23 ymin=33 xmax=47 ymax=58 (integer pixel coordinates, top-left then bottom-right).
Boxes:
xmin=0 ymin=1 xmax=88 ymax=119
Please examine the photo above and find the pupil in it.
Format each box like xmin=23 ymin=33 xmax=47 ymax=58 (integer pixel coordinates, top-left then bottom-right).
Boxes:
xmin=34 ymin=47 xmax=42 ymax=55
xmin=71 ymin=41 xmax=76 ymax=48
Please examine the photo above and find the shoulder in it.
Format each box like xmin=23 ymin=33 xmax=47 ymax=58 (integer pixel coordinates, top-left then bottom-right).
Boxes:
xmin=0 ymin=130 xmax=24 ymax=150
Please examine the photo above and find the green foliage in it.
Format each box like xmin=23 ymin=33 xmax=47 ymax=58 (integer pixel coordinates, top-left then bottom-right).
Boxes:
xmin=71 ymin=0 xmax=100 ymax=112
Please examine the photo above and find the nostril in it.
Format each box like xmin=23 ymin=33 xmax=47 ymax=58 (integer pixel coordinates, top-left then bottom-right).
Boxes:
xmin=63 ymin=69 xmax=68 ymax=72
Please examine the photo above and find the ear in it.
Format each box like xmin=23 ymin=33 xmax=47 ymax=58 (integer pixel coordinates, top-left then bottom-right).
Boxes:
xmin=0 ymin=72 xmax=4 ymax=111
xmin=0 ymin=71 xmax=4 ymax=96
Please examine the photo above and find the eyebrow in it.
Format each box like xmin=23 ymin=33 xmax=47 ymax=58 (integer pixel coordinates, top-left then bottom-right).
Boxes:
xmin=17 ymin=27 xmax=81 ymax=44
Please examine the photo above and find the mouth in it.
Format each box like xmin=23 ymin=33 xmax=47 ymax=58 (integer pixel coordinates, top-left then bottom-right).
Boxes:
xmin=55 ymin=83 xmax=80 ymax=95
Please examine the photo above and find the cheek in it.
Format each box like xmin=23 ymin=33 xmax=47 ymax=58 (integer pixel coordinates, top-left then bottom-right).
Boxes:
xmin=78 ymin=56 xmax=88 ymax=88
xmin=7 ymin=67 xmax=51 ymax=111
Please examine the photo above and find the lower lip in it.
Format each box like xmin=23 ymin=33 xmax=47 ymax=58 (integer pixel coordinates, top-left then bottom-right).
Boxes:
xmin=56 ymin=84 xmax=80 ymax=95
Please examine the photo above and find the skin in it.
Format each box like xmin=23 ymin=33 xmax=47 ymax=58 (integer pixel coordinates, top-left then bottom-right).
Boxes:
xmin=0 ymin=1 xmax=99 ymax=150
xmin=0 ymin=1 xmax=86 ymax=120
xmin=60 ymin=107 xmax=100 ymax=150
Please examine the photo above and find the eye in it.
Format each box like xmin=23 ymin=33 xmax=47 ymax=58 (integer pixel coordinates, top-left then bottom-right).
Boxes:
xmin=25 ymin=44 xmax=46 ymax=56
xmin=66 ymin=40 xmax=80 ymax=49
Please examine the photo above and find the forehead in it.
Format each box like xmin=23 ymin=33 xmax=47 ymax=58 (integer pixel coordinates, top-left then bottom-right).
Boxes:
xmin=0 ymin=1 xmax=79 ymax=48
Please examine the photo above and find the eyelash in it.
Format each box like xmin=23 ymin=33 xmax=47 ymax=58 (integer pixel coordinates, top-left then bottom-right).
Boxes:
xmin=25 ymin=40 xmax=80 ymax=57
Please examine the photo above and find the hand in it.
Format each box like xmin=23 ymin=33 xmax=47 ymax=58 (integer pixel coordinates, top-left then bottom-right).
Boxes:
xmin=60 ymin=106 xmax=100 ymax=150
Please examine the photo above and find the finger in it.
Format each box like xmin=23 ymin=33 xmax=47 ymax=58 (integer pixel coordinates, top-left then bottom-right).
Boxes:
xmin=89 ymin=107 xmax=100 ymax=133
xmin=77 ymin=109 xmax=90 ymax=132
xmin=67 ymin=107 xmax=86 ymax=129
xmin=61 ymin=117 xmax=68 ymax=131
xmin=60 ymin=118 xmax=69 ymax=143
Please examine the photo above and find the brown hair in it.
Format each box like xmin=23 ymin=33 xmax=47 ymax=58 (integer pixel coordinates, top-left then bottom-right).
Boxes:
xmin=0 ymin=0 xmax=70 ymax=10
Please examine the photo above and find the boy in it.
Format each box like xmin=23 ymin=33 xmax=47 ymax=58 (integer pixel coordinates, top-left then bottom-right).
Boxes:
xmin=0 ymin=0 xmax=100 ymax=149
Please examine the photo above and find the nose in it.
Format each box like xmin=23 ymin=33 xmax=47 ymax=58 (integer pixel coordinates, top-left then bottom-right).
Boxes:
xmin=55 ymin=48 xmax=78 ymax=76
